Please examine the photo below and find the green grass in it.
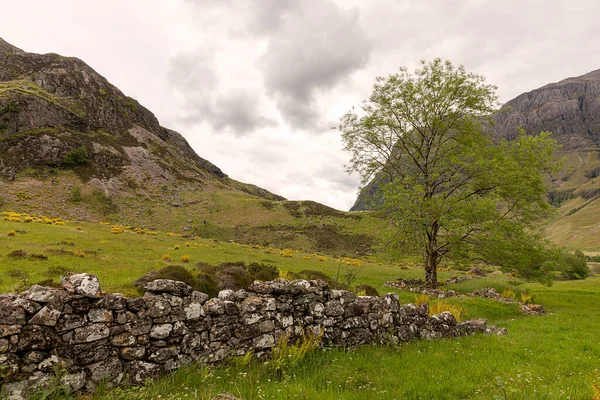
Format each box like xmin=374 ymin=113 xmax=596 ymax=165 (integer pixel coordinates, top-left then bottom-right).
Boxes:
xmin=2 ymin=213 xmax=600 ymax=399
xmin=0 ymin=215 xmax=457 ymax=296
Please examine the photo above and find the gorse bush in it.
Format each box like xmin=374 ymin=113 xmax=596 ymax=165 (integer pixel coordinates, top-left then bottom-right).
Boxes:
xmin=180 ymin=254 xmax=190 ymax=263
xmin=501 ymin=289 xmax=516 ymax=300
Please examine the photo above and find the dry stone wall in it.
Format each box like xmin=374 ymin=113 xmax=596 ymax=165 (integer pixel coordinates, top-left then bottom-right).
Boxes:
xmin=0 ymin=274 xmax=506 ymax=399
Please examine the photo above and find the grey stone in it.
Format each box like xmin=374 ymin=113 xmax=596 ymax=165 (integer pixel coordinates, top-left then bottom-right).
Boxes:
xmin=61 ymin=273 xmax=102 ymax=298
xmin=144 ymin=279 xmax=192 ymax=296
xmin=28 ymin=304 xmax=62 ymax=326
xmin=150 ymin=324 xmax=173 ymax=339
xmin=73 ymin=323 xmax=110 ymax=343
xmin=88 ymin=308 xmax=113 ymax=322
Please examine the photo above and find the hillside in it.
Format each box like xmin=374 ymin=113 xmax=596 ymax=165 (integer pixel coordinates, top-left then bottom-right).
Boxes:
xmin=351 ymin=68 xmax=600 ymax=250
xmin=0 ymin=39 xmax=380 ymax=255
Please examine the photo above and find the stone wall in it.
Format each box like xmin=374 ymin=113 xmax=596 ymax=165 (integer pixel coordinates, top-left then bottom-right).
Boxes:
xmin=0 ymin=274 xmax=505 ymax=398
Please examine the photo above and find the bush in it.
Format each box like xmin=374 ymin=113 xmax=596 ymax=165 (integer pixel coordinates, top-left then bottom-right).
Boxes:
xmin=355 ymin=283 xmax=379 ymax=296
xmin=70 ymin=187 xmax=82 ymax=202
xmin=559 ymin=249 xmax=590 ymax=280
xmin=246 ymin=262 xmax=279 ymax=281
xmin=196 ymin=273 xmax=219 ymax=297
xmin=62 ymin=147 xmax=89 ymax=166
xmin=134 ymin=265 xmax=199 ymax=294
xmin=180 ymin=254 xmax=191 ymax=263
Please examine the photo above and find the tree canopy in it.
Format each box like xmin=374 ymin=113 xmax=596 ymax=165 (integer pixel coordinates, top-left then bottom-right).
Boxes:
xmin=339 ymin=59 xmax=559 ymax=287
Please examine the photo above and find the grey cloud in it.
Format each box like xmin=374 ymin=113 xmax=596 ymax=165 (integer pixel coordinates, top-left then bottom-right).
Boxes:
xmin=167 ymin=48 xmax=275 ymax=135
xmin=259 ymin=0 xmax=372 ymax=129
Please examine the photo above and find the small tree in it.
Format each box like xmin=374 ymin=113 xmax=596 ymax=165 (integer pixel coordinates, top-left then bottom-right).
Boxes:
xmin=340 ymin=59 xmax=558 ymax=287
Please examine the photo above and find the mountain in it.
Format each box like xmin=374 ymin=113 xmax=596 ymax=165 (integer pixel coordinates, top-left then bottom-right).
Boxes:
xmin=0 ymin=39 xmax=377 ymax=255
xmin=350 ymin=68 xmax=600 ymax=249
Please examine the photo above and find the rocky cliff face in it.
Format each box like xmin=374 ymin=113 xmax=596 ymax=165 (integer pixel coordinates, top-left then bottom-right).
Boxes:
xmin=0 ymin=38 xmax=280 ymax=200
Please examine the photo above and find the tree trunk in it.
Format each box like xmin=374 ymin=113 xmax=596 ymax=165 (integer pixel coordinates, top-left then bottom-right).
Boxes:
xmin=425 ymin=251 xmax=438 ymax=288
xmin=424 ymin=221 xmax=439 ymax=288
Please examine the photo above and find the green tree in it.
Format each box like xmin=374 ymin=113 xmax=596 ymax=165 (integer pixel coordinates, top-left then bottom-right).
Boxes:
xmin=340 ymin=59 xmax=559 ymax=287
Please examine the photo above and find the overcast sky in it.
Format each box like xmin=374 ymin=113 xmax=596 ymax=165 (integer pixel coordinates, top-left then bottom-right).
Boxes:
xmin=2 ymin=1 xmax=600 ymax=210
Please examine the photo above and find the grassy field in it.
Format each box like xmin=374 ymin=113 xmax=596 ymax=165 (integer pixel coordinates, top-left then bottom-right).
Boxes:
xmin=0 ymin=213 xmax=451 ymax=297
xmin=1 ymin=213 xmax=600 ymax=399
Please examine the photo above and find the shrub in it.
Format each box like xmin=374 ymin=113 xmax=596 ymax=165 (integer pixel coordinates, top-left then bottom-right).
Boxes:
xmin=559 ymin=249 xmax=590 ymax=280
xmin=70 ymin=187 xmax=82 ymax=202
xmin=193 ymin=261 xmax=280 ymax=295
xmin=318 ymin=256 xmax=327 ymax=262
xmin=196 ymin=273 xmax=219 ymax=297
xmin=134 ymin=265 xmax=199 ymax=294
xmin=355 ymin=283 xmax=379 ymax=296
xmin=174 ymin=245 xmax=180 ymax=250
xmin=246 ymin=262 xmax=279 ymax=281
xmin=185 ymin=242 xmax=191 ymax=247
xmin=180 ymin=254 xmax=191 ymax=263
xmin=62 ymin=147 xmax=89 ymax=166
xmin=7 ymin=229 xmax=16 ymax=236
xmin=162 ymin=254 xmax=172 ymax=262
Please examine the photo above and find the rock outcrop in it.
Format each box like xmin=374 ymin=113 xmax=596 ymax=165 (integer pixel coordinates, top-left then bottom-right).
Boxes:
xmin=0 ymin=274 xmax=505 ymax=398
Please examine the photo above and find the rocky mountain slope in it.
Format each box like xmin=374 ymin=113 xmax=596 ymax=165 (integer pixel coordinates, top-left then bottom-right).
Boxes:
xmin=351 ymin=68 xmax=600 ymax=249
xmin=0 ymin=38 xmax=279 ymax=198
xmin=0 ymin=39 xmax=378 ymax=255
